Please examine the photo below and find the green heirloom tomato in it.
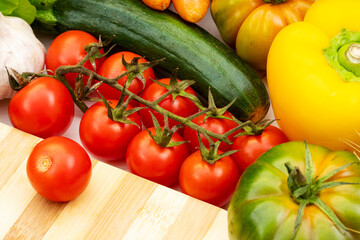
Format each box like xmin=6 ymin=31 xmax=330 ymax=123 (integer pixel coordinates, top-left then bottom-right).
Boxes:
xmin=228 ymin=141 xmax=360 ymax=240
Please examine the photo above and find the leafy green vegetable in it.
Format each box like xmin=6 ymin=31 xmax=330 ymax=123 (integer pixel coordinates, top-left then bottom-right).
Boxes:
xmin=0 ymin=0 xmax=18 ymax=15
xmin=0 ymin=0 xmax=36 ymax=24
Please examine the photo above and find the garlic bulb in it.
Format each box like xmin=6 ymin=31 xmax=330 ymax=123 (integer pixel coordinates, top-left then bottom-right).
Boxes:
xmin=0 ymin=12 xmax=46 ymax=99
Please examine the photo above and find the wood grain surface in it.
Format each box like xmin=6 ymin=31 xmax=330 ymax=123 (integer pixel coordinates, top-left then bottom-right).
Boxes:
xmin=0 ymin=122 xmax=229 ymax=240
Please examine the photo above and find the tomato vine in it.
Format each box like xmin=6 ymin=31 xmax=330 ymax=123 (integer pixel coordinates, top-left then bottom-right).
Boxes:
xmin=20 ymin=39 xmax=254 ymax=146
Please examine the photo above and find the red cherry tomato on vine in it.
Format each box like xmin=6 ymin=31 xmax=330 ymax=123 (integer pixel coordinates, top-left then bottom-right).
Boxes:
xmin=26 ymin=136 xmax=92 ymax=202
xmin=231 ymin=125 xmax=289 ymax=174
xmin=126 ymin=127 xmax=190 ymax=187
xmin=179 ymin=150 xmax=240 ymax=207
xmin=79 ymin=100 xmax=142 ymax=162
xmin=8 ymin=77 xmax=74 ymax=138
xmin=97 ymin=51 xmax=155 ymax=100
xmin=139 ymin=78 xmax=199 ymax=131
xmin=183 ymin=111 xmax=238 ymax=152
xmin=46 ymin=30 xmax=105 ymax=89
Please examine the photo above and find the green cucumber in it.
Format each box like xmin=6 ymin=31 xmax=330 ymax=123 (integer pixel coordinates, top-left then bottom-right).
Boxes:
xmin=29 ymin=0 xmax=269 ymax=122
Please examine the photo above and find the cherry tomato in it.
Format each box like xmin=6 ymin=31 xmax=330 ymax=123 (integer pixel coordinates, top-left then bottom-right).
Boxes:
xmin=46 ymin=30 xmax=105 ymax=89
xmin=126 ymin=127 xmax=190 ymax=187
xmin=183 ymin=111 xmax=238 ymax=152
xmin=139 ymin=78 xmax=199 ymax=131
xmin=8 ymin=77 xmax=74 ymax=138
xmin=26 ymin=136 xmax=92 ymax=202
xmin=231 ymin=125 xmax=289 ymax=174
xmin=179 ymin=150 xmax=240 ymax=207
xmin=97 ymin=51 xmax=155 ymax=100
xmin=79 ymin=100 xmax=141 ymax=162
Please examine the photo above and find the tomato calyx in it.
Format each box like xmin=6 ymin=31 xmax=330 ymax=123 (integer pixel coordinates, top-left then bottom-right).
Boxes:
xmin=7 ymin=67 xmax=43 ymax=91
xmin=151 ymin=69 xmax=203 ymax=107
xmin=98 ymin=92 xmax=143 ymax=127
xmin=121 ymin=53 xmax=159 ymax=93
xmin=74 ymin=73 xmax=104 ymax=102
xmin=147 ymin=112 xmax=187 ymax=148
xmin=285 ymin=142 xmax=359 ymax=239
xmin=85 ymin=35 xmax=115 ymax=72
xmin=234 ymin=119 xmax=276 ymax=137
xmin=198 ymin=132 xmax=238 ymax=165
xmin=202 ymin=88 xmax=237 ymax=121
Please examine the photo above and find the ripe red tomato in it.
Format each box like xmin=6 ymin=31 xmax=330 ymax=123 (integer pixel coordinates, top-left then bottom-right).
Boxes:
xmin=139 ymin=78 xmax=199 ymax=131
xmin=97 ymin=51 xmax=155 ymax=100
xmin=26 ymin=136 xmax=92 ymax=202
xmin=46 ymin=30 xmax=105 ymax=89
xmin=8 ymin=77 xmax=74 ymax=138
xmin=179 ymin=150 xmax=240 ymax=207
xmin=231 ymin=125 xmax=289 ymax=174
xmin=183 ymin=111 xmax=238 ymax=152
xmin=79 ymin=100 xmax=142 ymax=162
xmin=126 ymin=127 xmax=190 ymax=187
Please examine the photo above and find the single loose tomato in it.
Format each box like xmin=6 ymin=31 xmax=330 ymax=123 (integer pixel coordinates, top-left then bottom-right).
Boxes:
xmin=231 ymin=125 xmax=289 ymax=174
xmin=139 ymin=78 xmax=199 ymax=131
xmin=126 ymin=127 xmax=190 ymax=187
xmin=8 ymin=77 xmax=74 ymax=138
xmin=179 ymin=150 xmax=240 ymax=207
xmin=183 ymin=111 xmax=238 ymax=152
xmin=97 ymin=51 xmax=155 ymax=100
xmin=79 ymin=100 xmax=141 ymax=162
xmin=26 ymin=136 xmax=92 ymax=202
xmin=46 ymin=30 xmax=105 ymax=89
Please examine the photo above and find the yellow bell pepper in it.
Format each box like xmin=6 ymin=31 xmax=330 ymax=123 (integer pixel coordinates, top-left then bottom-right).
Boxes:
xmin=267 ymin=0 xmax=360 ymax=150
xmin=211 ymin=0 xmax=314 ymax=71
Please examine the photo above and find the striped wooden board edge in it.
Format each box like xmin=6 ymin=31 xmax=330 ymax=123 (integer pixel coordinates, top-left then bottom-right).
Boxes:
xmin=0 ymin=122 xmax=229 ymax=240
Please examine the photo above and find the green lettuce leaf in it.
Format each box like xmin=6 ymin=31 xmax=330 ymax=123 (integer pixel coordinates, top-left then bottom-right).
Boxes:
xmin=0 ymin=0 xmax=19 ymax=15
xmin=0 ymin=0 xmax=36 ymax=24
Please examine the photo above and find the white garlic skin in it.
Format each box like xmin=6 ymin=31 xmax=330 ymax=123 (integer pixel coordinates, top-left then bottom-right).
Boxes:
xmin=0 ymin=12 xmax=46 ymax=99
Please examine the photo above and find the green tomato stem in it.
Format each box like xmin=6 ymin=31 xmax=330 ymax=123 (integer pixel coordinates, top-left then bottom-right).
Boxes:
xmin=284 ymin=143 xmax=359 ymax=239
xmin=54 ymin=63 xmax=233 ymax=145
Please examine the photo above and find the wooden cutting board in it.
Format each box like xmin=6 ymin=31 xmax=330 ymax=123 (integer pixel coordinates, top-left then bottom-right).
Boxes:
xmin=0 ymin=122 xmax=228 ymax=240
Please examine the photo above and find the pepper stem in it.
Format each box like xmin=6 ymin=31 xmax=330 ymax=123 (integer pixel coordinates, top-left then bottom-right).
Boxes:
xmin=346 ymin=43 xmax=360 ymax=64
xmin=338 ymin=43 xmax=360 ymax=77
xmin=324 ymin=29 xmax=360 ymax=82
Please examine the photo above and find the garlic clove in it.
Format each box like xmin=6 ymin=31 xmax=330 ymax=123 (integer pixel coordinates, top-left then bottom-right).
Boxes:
xmin=0 ymin=12 xmax=46 ymax=99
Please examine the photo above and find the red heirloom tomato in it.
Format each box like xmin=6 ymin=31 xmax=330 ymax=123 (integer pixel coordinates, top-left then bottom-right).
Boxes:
xmin=126 ymin=127 xmax=190 ymax=187
xmin=26 ymin=136 xmax=92 ymax=202
xmin=183 ymin=111 xmax=238 ymax=152
xmin=97 ymin=51 xmax=155 ymax=100
xmin=46 ymin=30 xmax=105 ymax=89
xmin=79 ymin=100 xmax=141 ymax=162
xmin=231 ymin=125 xmax=289 ymax=174
xmin=8 ymin=77 xmax=74 ymax=138
xmin=179 ymin=150 xmax=240 ymax=207
xmin=139 ymin=78 xmax=199 ymax=130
